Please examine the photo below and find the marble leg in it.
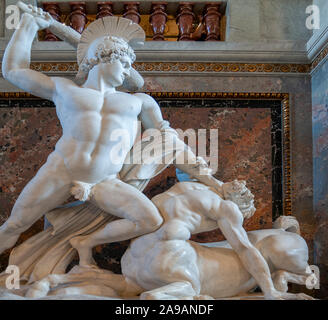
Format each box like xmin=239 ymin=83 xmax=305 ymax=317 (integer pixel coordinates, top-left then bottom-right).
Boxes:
xmin=272 ymin=269 xmax=312 ymax=292
xmin=0 ymin=153 xmax=72 ymax=254
xmin=26 ymin=268 xmax=142 ymax=298
xmin=70 ymin=178 xmax=163 ymax=267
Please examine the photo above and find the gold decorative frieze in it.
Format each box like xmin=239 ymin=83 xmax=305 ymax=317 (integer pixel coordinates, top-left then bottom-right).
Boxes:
xmin=30 ymin=62 xmax=78 ymax=73
xmin=0 ymin=62 xmax=310 ymax=75
xmin=149 ymin=92 xmax=288 ymax=99
xmin=135 ymin=62 xmax=309 ymax=73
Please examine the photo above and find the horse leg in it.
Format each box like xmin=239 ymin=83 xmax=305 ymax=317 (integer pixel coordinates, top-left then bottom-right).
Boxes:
xmin=26 ymin=268 xmax=142 ymax=299
xmin=272 ymin=270 xmax=314 ymax=293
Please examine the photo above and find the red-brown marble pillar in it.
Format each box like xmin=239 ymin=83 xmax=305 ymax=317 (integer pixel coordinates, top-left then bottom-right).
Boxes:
xmin=96 ymin=2 xmax=113 ymax=19
xmin=69 ymin=2 xmax=88 ymax=34
xmin=176 ymin=2 xmax=195 ymax=41
xmin=149 ymin=2 xmax=167 ymax=41
xmin=123 ymin=2 xmax=141 ymax=24
xmin=43 ymin=3 xmax=61 ymax=41
xmin=203 ymin=3 xmax=221 ymax=41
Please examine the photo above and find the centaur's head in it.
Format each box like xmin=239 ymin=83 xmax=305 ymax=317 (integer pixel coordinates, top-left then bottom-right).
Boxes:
xmin=76 ymin=17 xmax=145 ymax=91
xmin=222 ymin=180 xmax=256 ymax=219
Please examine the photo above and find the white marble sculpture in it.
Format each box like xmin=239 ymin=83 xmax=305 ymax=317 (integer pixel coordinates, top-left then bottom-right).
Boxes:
xmin=0 ymin=3 xmax=316 ymax=300
xmin=12 ymin=182 xmax=312 ymax=300
xmin=22 ymin=182 xmax=315 ymax=300
xmin=0 ymin=3 xmax=223 ymax=261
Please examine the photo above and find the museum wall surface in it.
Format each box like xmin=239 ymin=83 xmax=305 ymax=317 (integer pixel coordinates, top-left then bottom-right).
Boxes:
xmin=0 ymin=0 xmax=327 ymax=298
xmin=312 ymin=56 xmax=328 ymax=299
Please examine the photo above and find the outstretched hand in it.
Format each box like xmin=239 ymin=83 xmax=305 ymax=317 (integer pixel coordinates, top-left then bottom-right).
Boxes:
xmin=18 ymin=1 xmax=54 ymax=30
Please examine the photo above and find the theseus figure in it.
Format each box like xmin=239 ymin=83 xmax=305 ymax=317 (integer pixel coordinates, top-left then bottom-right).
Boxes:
xmin=0 ymin=6 xmax=226 ymax=266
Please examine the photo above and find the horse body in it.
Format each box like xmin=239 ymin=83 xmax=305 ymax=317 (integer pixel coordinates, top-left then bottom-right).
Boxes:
xmin=122 ymin=227 xmax=309 ymax=299
xmin=24 ymin=182 xmax=313 ymax=300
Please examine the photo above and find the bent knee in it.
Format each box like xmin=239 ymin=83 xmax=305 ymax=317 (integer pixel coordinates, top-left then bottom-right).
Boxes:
xmin=281 ymin=252 xmax=309 ymax=273
xmin=138 ymin=209 xmax=163 ymax=232
xmin=3 ymin=219 xmax=27 ymax=233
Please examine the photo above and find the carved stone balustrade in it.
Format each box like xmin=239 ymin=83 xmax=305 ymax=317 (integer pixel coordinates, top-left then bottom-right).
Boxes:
xmin=203 ymin=3 xmax=221 ymax=41
xmin=69 ymin=2 xmax=88 ymax=34
xmin=149 ymin=2 xmax=168 ymax=41
xmin=43 ymin=2 xmax=61 ymax=41
xmin=123 ymin=2 xmax=141 ymax=24
xmin=176 ymin=2 xmax=195 ymax=41
xmin=35 ymin=1 xmax=227 ymax=41
xmin=97 ymin=2 xmax=114 ymax=19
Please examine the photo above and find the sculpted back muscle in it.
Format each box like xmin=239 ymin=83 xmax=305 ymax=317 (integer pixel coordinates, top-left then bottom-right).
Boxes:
xmin=154 ymin=188 xmax=220 ymax=237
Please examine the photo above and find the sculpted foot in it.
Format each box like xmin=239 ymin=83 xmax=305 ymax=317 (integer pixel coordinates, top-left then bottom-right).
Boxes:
xmin=70 ymin=236 xmax=98 ymax=269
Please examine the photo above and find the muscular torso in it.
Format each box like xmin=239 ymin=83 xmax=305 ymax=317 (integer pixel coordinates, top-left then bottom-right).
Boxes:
xmin=52 ymin=78 xmax=142 ymax=183
xmin=151 ymin=182 xmax=221 ymax=239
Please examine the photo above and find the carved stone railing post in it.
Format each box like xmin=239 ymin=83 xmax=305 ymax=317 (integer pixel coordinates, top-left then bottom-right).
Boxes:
xmin=203 ymin=3 xmax=221 ymax=41
xmin=69 ymin=2 xmax=88 ymax=34
xmin=123 ymin=2 xmax=141 ymax=24
xmin=149 ymin=2 xmax=167 ymax=41
xmin=96 ymin=2 xmax=113 ymax=19
xmin=43 ymin=3 xmax=61 ymax=41
xmin=176 ymin=2 xmax=195 ymax=41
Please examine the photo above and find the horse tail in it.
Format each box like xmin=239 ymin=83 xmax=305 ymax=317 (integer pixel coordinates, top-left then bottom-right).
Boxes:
xmin=273 ymin=216 xmax=300 ymax=235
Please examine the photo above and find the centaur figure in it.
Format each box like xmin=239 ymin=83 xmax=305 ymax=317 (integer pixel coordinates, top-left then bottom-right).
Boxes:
xmin=25 ymin=182 xmax=315 ymax=300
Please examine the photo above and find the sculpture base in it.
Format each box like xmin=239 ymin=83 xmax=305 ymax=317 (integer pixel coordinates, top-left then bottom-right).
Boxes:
xmin=0 ymin=287 xmax=264 ymax=300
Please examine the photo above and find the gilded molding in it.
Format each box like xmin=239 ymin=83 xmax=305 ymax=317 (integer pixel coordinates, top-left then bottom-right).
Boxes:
xmin=0 ymin=92 xmax=35 ymax=99
xmin=134 ymin=62 xmax=309 ymax=74
xmin=281 ymin=94 xmax=291 ymax=216
xmin=311 ymin=42 xmax=328 ymax=71
xmin=0 ymin=62 xmax=310 ymax=75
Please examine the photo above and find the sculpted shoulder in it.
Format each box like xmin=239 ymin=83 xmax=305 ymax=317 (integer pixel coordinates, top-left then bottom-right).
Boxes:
xmin=133 ymin=92 xmax=157 ymax=108
xmin=51 ymin=77 xmax=79 ymax=96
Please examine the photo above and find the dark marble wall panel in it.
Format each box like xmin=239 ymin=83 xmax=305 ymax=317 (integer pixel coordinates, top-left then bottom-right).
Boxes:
xmin=0 ymin=105 xmax=61 ymax=270
xmin=0 ymin=106 xmax=61 ymax=224
xmin=312 ymin=58 xmax=328 ymax=299
xmin=143 ymin=75 xmax=314 ymax=246
xmin=143 ymin=104 xmax=274 ymax=242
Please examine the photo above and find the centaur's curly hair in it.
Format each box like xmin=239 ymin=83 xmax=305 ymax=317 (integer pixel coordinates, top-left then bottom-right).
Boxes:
xmin=222 ymin=180 xmax=256 ymax=219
